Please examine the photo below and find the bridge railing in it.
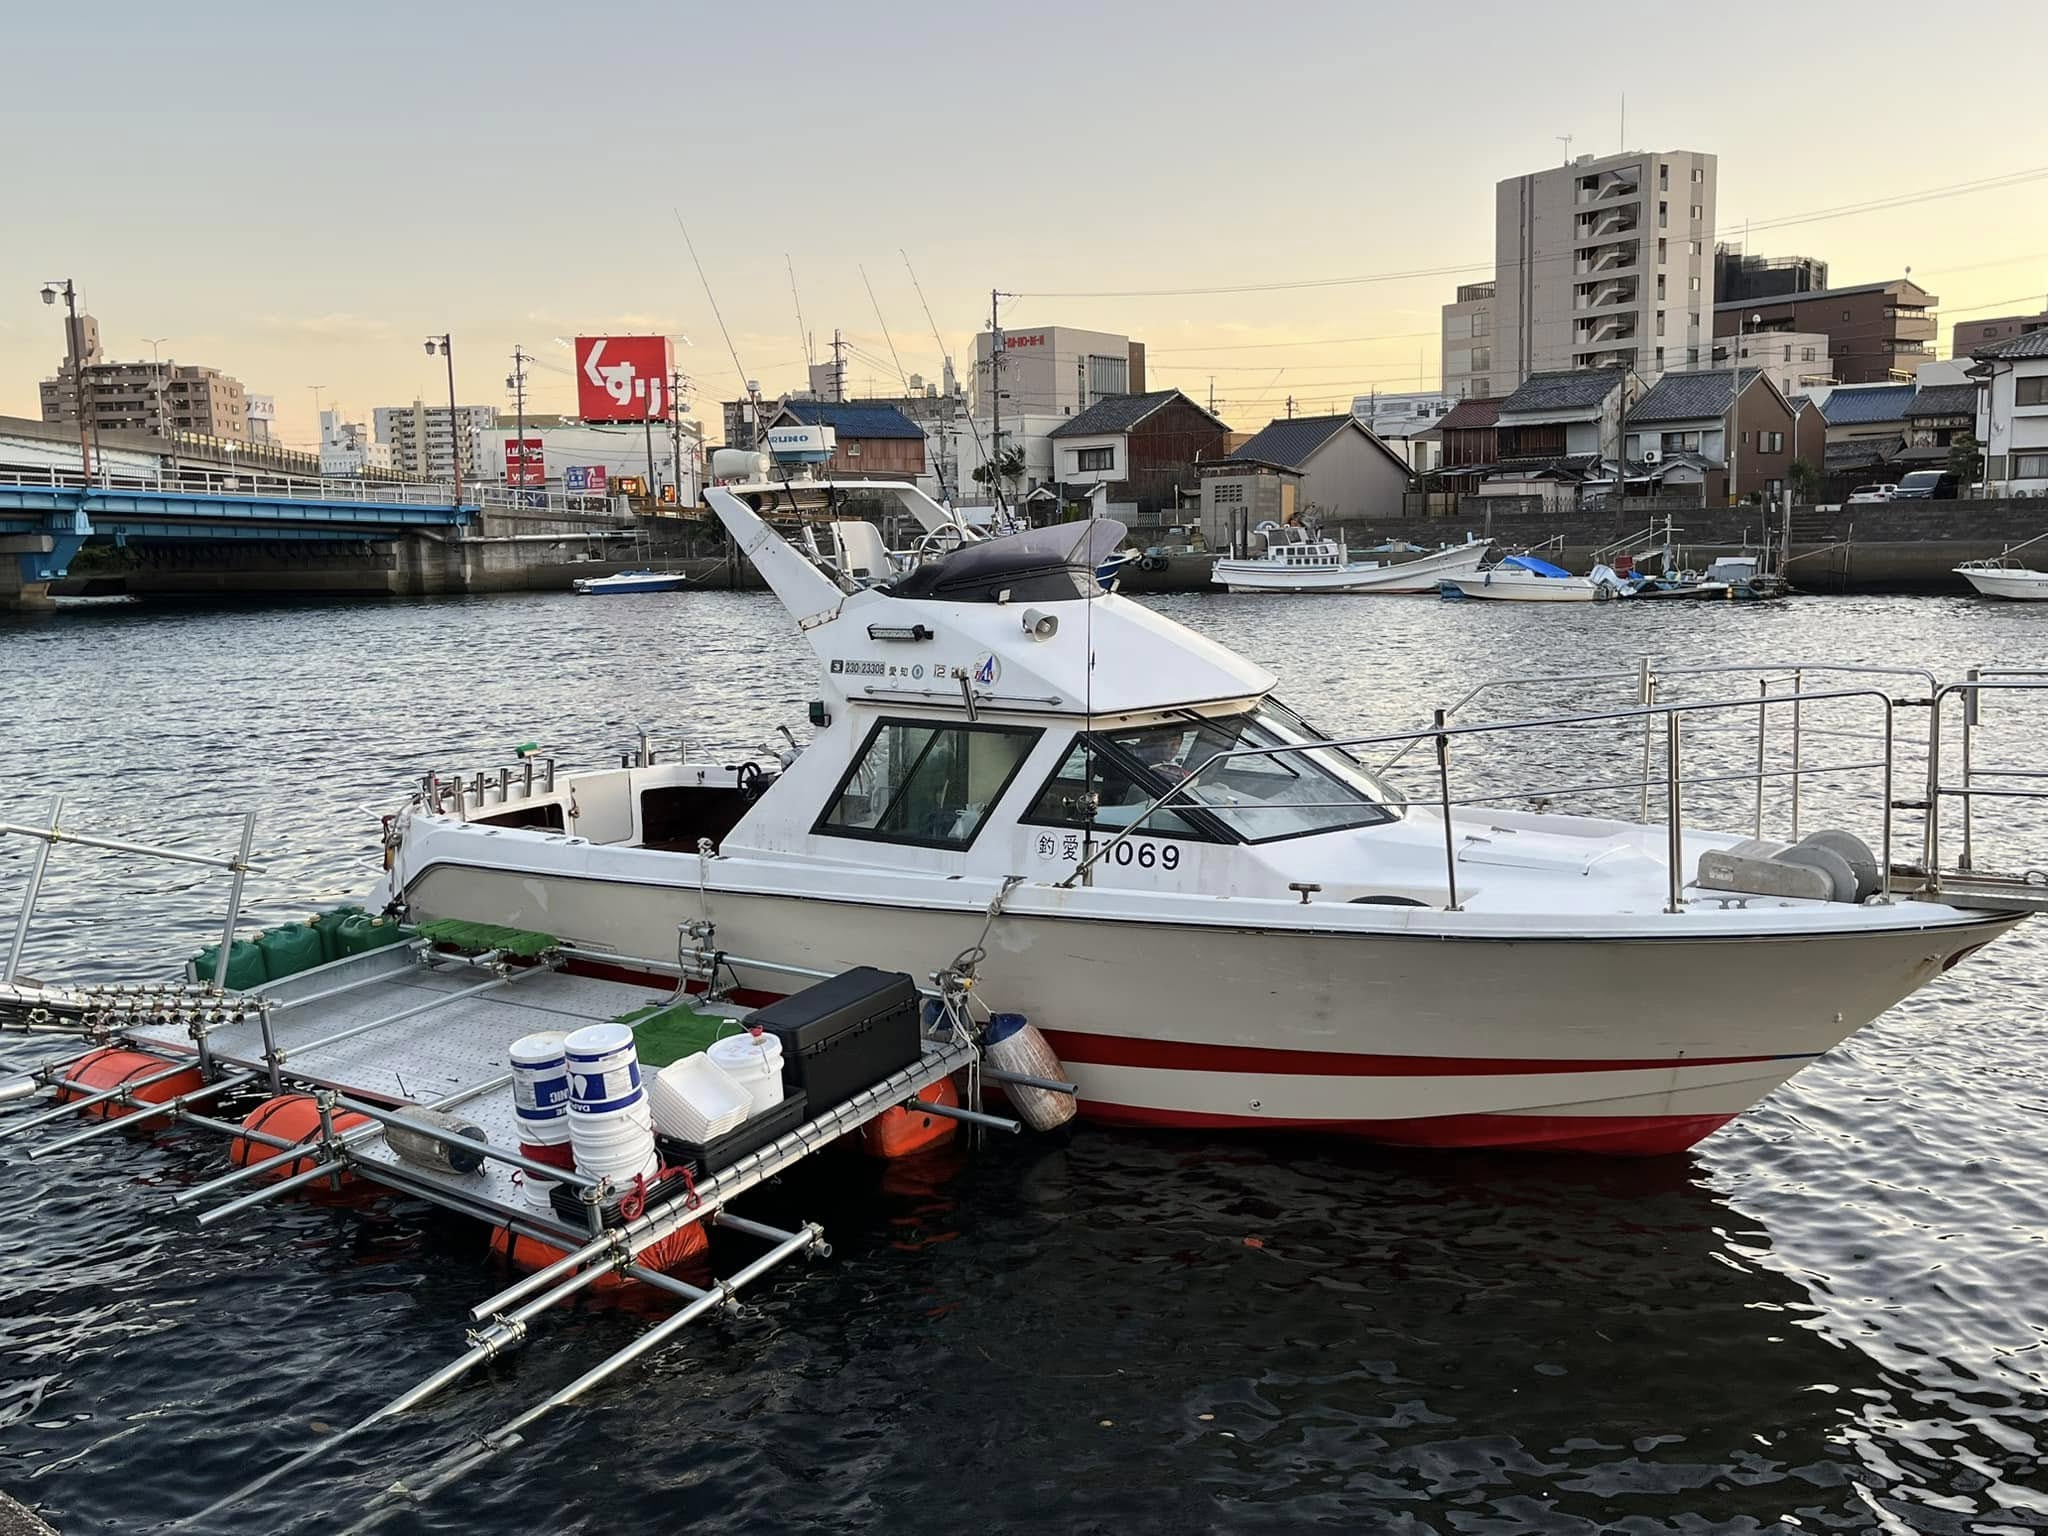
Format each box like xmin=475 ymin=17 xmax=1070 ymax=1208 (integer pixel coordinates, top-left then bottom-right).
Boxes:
xmin=0 ymin=466 xmax=629 ymax=519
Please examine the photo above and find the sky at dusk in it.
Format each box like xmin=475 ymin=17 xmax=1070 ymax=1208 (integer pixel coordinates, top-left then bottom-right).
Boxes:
xmin=4 ymin=0 xmax=2046 ymax=452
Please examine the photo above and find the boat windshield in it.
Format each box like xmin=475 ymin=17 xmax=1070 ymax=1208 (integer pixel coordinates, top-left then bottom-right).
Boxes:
xmin=1098 ymin=705 xmax=1399 ymax=842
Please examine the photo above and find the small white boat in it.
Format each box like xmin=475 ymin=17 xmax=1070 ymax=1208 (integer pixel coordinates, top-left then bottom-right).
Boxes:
xmin=1440 ymin=554 xmax=1612 ymax=603
xmin=1213 ymin=525 xmax=1489 ymax=594
xmin=1956 ymin=563 xmax=2048 ymax=601
xmin=573 ymin=570 xmax=689 ymax=596
xmin=1957 ymin=535 xmax=2048 ymax=601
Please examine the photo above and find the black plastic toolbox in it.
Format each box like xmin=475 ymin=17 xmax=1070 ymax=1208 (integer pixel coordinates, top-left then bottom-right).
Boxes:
xmin=656 ymin=1088 xmax=809 ymax=1179
xmin=743 ymin=967 xmax=922 ymax=1112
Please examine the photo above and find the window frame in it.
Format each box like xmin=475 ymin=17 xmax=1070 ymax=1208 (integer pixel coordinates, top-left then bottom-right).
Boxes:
xmin=2016 ymin=376 xmax=2048 ymax=407
xmin=813 ymin=715 xmax=1044 ymax=852
xmin=1019 ymin=734 xmax=1231 ymax=844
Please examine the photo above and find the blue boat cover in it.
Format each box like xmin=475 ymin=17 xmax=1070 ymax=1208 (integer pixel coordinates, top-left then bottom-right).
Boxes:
xmin=1500 ymin=554 xmax=1572 ymax=578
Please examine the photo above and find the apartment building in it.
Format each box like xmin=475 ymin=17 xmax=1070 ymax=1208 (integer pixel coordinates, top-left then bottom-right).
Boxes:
xmin=1712 ymin=279 xmax=1937 ymax=385
xmin=1714 ymin=246 xmax=1829 ymax=304
xmin=1441 ymin=282 xmax=1498 ymax=401
xmin=372 ymin=400 xmax=499 ymax=478
xmin=1492 ymin=149 xmax=1718 ymax=389
xmin=1709 ymin=330 xmax=1835 ymax=396
xmin=39 ymin=315 xmax=254 ymax=442
xmin=1953 ymin=302 xmax=2048 ymax=359
xmin=969 ymin=325 xmax=1146 ymax=417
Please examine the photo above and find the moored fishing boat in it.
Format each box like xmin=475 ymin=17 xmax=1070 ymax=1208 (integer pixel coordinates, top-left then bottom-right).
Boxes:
xmin=377 ymin=490 xmax=2045 ymax=1156
xmin=1212 ymin=524 xmax=1489 ymax=594
xmin=1956 ymin=533 xmax=2048 ymax=600
xmin=1440 ymin=553 xmax=1625 ymax=603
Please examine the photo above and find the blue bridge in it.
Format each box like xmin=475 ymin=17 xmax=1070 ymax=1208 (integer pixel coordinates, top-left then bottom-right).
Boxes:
xmin=0 ymin=468 xmax=482 ymax=585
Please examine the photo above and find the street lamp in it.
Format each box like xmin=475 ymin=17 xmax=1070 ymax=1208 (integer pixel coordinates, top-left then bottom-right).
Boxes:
xmin=41 ymin=280 xmax=93 ymax=483
xmin=424 ymin=335 xmax=462 ymax=509
xmin=144 ymin=338 xmax=170 ymax=440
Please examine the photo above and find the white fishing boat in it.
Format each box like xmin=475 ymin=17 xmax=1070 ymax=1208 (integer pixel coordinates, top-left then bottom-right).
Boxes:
xmin=1440 ymin=553 xmax=1619 ymax=603
xmin=573 ymin=570 xmax=689 ymax=595
xmin=373 ymin=491 xmax=2048 ymax=1156
xmin=1957 ymin=533 xmax=2048 ymax=601
xmin=1212 ymin=524 xmax=1489 ymax=594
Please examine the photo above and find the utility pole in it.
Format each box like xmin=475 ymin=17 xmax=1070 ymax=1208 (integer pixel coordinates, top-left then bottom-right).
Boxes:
xmin=670 ymin=367 xmax=688 ymax=506
xmin=307 ymin=381 xmax=327 ymax=454
xmin=829 ymin=329 xmax=848 ymax=402
xmin=146 ymin=338 xmax=172 ymax=441
xmin=989 ymin=288 xmax=1005 ymax=515
xmin=507 ymin=346 xmax=531 ymax=498
xmin=43 ymin=280 xmax=94 ymax=484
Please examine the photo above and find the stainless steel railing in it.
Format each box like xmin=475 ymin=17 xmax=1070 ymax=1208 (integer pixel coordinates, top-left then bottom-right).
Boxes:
xmin=1060 ymin=686 xmax=1903 ymax=914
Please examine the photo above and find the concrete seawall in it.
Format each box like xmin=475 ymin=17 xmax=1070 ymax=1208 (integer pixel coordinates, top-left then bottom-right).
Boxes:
xmin=31 ymin=500 xmax=2048 ymax=605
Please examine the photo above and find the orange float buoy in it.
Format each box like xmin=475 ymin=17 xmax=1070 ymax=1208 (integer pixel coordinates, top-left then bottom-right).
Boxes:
xmin=861 ymin=1078 xmax=959 ymax=1160
xmin=229 ymin=1093 xmax=373 ymax=1181
xmin=56 ymin=1047 xmax=203 ymax=1120
xmin=489 ymin=1219 xmax=708 ymax=1289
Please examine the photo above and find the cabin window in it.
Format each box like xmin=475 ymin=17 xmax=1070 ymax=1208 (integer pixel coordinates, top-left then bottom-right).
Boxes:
xmin=1022 ymin=740 xmax=1214 ymax=839
xmin=816 ymin=718 xmax=1040 ymax=850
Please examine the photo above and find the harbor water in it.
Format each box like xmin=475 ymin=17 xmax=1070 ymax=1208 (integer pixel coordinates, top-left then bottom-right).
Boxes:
xmin=3 ymin=589 xmax=2048 ymax=1532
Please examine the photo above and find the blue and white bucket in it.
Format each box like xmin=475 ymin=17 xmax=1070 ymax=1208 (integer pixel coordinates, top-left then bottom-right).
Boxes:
xmin=564 ymin=1022 xmax=645 ymax=1116
xmin=510 ymin=1031 xmax=571 ymax=1147
xmin=563 ymin=1022 xmax=657 ymax=1182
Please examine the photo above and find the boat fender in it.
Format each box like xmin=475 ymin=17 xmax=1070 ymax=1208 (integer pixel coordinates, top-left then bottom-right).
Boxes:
xmin=1792 ymin=830 xmax=1881 ymax=903
xmin=982 ymin=1015 xmax=1078 ymax=1133
xmin=490 ymin=1219 xmax=707 ymax=1287
xmin=386 ymin=1109 xmax=490 ymax=1175
xmin=1772 ymin=841 xmax=1859 ymax=904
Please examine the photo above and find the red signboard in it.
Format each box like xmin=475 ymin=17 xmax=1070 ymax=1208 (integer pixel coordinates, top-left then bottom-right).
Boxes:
xmin=503 ymin=437 xmax=545 ymax=486
xmin=575 ymin=335 xmax=674 ymax=422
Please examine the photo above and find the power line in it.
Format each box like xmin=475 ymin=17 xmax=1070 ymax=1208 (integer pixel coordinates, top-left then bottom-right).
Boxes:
xmin=1015 ymin=164 xmax=2048 ymax=299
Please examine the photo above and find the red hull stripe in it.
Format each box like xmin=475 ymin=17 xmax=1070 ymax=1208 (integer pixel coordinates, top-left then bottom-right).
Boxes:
xmin=1083 ymin=1100 xmax=1737 ymax=1157
xmin=1040 ymin=1029 xmax=1812 ymax=1078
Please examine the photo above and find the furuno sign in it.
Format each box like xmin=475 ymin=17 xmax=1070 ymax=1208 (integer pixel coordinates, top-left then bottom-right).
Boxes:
xmin=503 ymin=437 xmax=545 ymax=486
xmin=575 ymin=335 xmax=674 ymax=422
xmin=1003 ymin=333 xmax=1047 ymax=350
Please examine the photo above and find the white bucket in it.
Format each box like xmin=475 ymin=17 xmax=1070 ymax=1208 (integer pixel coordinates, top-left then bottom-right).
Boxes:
xmin=565 ymin=1022 xmax=643 ymax=1117
xmin=707 ymin=1031 xmax=786 ymax=1119
xmin=569 ymin=1101 xmax=658 ymax=1182
xmin=510 ymin=1031 xmax=571 ymax=1146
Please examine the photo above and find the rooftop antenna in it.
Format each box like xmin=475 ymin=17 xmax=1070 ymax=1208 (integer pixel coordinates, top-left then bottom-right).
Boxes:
xmin=1618 ymin=93 xmax=1625 ymax=153
xmin=1557 ymin=133 xmax=1574 ymax=163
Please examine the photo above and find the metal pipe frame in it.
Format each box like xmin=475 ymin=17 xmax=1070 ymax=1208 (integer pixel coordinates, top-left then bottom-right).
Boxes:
xmin=980 ymin=1066 xmax=1079 ymax=1095
xmin=3 ymin=796 xmax=63 ymax=985
xmin=1060 ymin=686 xmax=1901 ymax=905
xmin=331 ymin=1093 xmax=602 ymax=1191
xmin=28 ymin=1070 xmax=258 ymax=1158
xmin=468 ymin=1042 xmax=974 ymax=1322
xmin=0 ymin=1057 xmax=220 ymax=1142
xmin=174 ymin=1071 xmax=510 ymax=1209
xmin=0 ymin=817 xmax=269 ymax=876
xmin=210 ymin=814 xmax=258 ymax=991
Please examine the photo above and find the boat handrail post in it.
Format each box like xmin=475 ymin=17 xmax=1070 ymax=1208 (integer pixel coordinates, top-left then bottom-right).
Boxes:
xmin=1880 ymin=706 xmax=1895 ymax=899
xmin=2 ymin=795 xmax=63 ymax=986
xmin=1961 ymin=667 xmax=1979 ymax=872
xmin=1434 ymin=709 xmax=1460 ymax=912
xmin=209 ymin=812 xmax=258 ymax=994
xmin=1666 ymin=712 xmax=1685 ymax=914
xmin=1791 ymin=669 xmax=1804 ymax=841
xmin=1925 ymin=685 xmax=1945 ymax=882
xmin=1638 ymin=657 xmax=1656 ymax=821
xmin=1753 ymin=679 xmax=1769 ymax=839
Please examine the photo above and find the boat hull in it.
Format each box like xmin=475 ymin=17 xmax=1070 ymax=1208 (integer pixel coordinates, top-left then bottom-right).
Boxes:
xmin=1957 ymin=567 xmax=2048 ymax=601
xmin=574 ymin=573 xmax=689 ymax=595
xmin=1442 ymin=572 xmax=1598 ymax=602
xmin=1213 ymin=542 xmax=1488 ymax=595
xmin=400 ymin=859 xmax=2015 ymax=1156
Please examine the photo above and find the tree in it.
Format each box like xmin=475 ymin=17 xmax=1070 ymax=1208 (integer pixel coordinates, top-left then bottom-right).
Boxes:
xmin=1788 ymin=457 xmax=1820 ymax=503
xmin=1948 ymin=432 xmax=1984 ymax=488
xmin=971 ymin=447 xmax=1025 ymax=496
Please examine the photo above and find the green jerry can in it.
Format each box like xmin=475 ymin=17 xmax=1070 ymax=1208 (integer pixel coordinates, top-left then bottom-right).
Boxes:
xmin=312 ymin=906 xmax=365 ymax=963
xmin=257 ymin=923 xmax=325 ymax=982
xmin=191 ymin=939 xmax=268 ymax=991
xmin=335 ymin=914 xmax=405 ymax=956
